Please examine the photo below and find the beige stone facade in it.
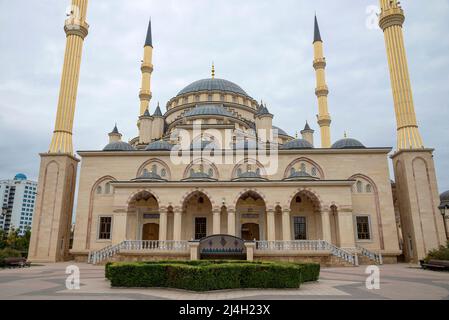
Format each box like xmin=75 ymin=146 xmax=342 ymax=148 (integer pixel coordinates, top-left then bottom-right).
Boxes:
xmin=29 ymin=0 xmax=447 ymax=265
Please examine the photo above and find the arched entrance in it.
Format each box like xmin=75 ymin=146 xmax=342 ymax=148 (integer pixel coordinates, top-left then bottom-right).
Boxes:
xmin=142 ymin=223 xmax=159 ymax=241
xmin=241 ymin=223 xmax=260 ymax=241
xmin=289 ymin=191 xmax=322 ymax=240
xmin=236 ymin=191 xmax=266 ymax=240
xmin=182 ymin=191 xmax=213 ymax=240
xmin=128 ymin=191 xmax=160 ymax=241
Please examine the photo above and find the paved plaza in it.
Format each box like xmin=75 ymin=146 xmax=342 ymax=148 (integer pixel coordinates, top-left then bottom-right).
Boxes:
xmin=0 ymin=263 xmax=448 ymax=300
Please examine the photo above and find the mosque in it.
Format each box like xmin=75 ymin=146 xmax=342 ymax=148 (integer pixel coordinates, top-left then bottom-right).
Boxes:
xmin=28 ymin=0 xmax=448 ymax=265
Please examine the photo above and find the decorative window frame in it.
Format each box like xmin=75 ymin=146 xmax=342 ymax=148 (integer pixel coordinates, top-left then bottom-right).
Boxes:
xmin=354 ymin=214 xmax=373 ymax=243
xmin=96 ymin=215 xmax=113 ymax=242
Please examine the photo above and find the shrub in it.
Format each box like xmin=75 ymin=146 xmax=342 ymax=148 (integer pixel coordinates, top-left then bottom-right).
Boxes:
xmin=0 ymin=248 xmax=23 ymax=268
xmin=106 ymin=260 xmax=320 ymax=291
xmin=424 ymin=245 xmax=449 ymax=263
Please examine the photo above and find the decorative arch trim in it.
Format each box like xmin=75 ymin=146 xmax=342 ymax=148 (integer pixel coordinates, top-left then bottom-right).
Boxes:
xmin=182 ymin=158 xmax=220 ymax=180
xmin=179 ymin=188 xmax=216 ymax=210
xmin=286 ymin=188 xmax=323 ymax=212
xmin=349 ymin=173 xmax=385 ymax=250
xmin=85 ymin=175 xmax=117 ymax=250
xmin=136 ymin=158 xmax=172 ymax=180
xmin=232 ymin=188 xmax=268 ymax=209
xmin=284 ymin=157 xmax=325 ymax=180
xmin=230 ymin=158 xmax=268 ymax=180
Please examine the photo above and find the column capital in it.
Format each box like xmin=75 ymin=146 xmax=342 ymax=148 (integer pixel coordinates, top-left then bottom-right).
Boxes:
xmin=64 ymin=20 xmax=89 ymax=39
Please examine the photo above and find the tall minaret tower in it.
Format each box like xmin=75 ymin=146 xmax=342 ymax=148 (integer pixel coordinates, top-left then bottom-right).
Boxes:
xmin=379 ymin=0 xmax=423 ymax=150
xmin=49 ymin=0 xmax=89 ymax=154
xmin=379 ymin=0 xmax=446 ymax=262
xmin=313 ymin=15 xmax=332 ymax=148
xmin=139 ymin=19 xmax=154 ymax=116
xmin=29 ymin=0 xmax=89 ymax=262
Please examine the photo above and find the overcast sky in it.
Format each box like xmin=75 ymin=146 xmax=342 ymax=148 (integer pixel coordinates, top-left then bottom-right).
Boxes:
xmin=0 ymin=0 xmax=448 ymax=192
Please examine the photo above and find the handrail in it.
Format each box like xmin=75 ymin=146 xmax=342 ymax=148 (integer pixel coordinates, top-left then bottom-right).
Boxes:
xmin=356 ymin=245 xmax=383 ymax=265
xmin=87 ymin=240 xmax=189 ymax=265
xmin=255 ymin=240 xmax=358 ymax=266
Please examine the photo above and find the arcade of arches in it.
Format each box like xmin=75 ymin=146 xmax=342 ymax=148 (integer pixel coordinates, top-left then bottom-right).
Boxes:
xmin=123 ymin=190 xmax=341 ymax=243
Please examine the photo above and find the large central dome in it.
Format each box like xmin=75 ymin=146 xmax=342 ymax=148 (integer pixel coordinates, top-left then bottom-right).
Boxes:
xmin=177 ymin=78 xmax=250 ymax=98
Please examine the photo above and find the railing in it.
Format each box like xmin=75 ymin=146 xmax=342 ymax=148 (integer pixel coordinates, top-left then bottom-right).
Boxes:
xmin=88 ymin=240 xmax=189 ymax=265
xmin=121 ymin=240 xmax=189 ymax=252
xmin=356 ymin=245 xmax=383 ymax=265
xmin=255 ymin=240 xmax=358 ymax=266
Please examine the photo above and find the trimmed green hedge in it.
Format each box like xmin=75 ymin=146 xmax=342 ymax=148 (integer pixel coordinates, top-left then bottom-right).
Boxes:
xmin=106 ymin=260 xmax=320 ymax=291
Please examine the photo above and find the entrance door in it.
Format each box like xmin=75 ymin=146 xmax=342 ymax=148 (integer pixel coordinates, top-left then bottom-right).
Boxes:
xmin=241 ymin=223 xmax=260 ymax=241
xmin=293 ymin=217 xmax=307 ymax=240
xmin=142 ymin=223 xmax=159 ymax=241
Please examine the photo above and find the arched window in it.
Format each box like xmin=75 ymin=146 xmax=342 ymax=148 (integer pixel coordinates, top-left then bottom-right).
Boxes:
xmin=143 ymin=169 xmax=148 ymax=175
xmin=290 ymin=167 xmax=295 ymax=176
xmin=366 ymin=184 xmax=372 ymax=193
xmin=105 ymin=183 xmax=111 ymax=194
xmin=237 ymin=168 xmax=242 ymax=177
xmin=295 ymin=196 xmax=302 ymax=203
xmin=300 ymin=163 xmax=306 ymax=172
xmin=208 ymin=168 xmax=214 ymax=177
xmin=311 ymin=167 xmax=317 ymax=176
xmin=96 ymin=186 xmax=102 ymax=194
xmin=161 ymin=169 xmax=167 ymax=177
xmin=208 ymin=94 xmax=213 ymax=102
xmin=256 ymin=168 xmax=261 ymax=176
xmin=151 ymin=165 xmax=157 ymax=173
xmin=356 ymin=181 xmax=363 ymax=193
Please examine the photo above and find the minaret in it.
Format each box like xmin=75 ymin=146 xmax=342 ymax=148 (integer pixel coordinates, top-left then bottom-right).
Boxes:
xmin=28 ymin=0 xmax=89 ymax=262
xmin=139 ymin=19 xmax=154 ymax=116
xmin=313 ymin=15 xmax=332 ymax=148
xmin=379 ymin=0 xmax=423 ymax=149
xmin=49 ymin=0 xmax=89 ymax=154
xmin=379 ymin=0 xmax=446 ymax=262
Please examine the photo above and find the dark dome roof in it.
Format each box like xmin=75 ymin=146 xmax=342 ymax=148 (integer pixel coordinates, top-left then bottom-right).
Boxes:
xmin=177 ymin=78 xmax=250 ymax=98
xmin=281 ymin=139 xmax=314 ymax=150
xmin=145 ymin=140 xmax=173 ymax=151
xmin=234 ymin=139 xmax=259 ymax=150
xmin=103 ymin=141 xmax=135 ymax=151
xmin=284 ymin=170 xmax=319 ymax=181
xmin=14 ymin=173 xmax=27 ymax=181
xmin=332 ymin=138 xmax=366 ymax=149
xmin=133 ymin=171 xmax=166 ymax=182
xmin=273 ymin=126 xmax=289 ymax=136
xmin=440 ymin=190 xmax=449 ymax=203
xmin=190 ymin=140 xmax=219 ymax=151
xmin=182 ymin=171 xmax=217 ymax=182
xmin=185 ymin=104 xmax=233 ymax=118
xmin=233 ymin=171 xmax=267 ymax=182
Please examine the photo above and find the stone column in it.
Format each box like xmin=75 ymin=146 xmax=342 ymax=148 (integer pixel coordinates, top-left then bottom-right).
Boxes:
xmin=282 ymin=208 xmax=291 ymax=241
xmin=159 ymin=207 xmax=168 ymax=241
xmin=213 ymin=208 xmax=221 ymax=235
xmin=245 ymin=242 xmax=256 ymax=261
xmin=337 ymin=208 xmax=356 ymax=249
xmin=227 ymin=207 xmax=236 ymax=236
xmin=173 ymin=209 xmax=182 ymax=241
xmin=321 ymin=209 xmax=332 ymax=243
xmin=266 ymin=209 xmax=276 ymax=241
xmin=189 ymin=241 xmax=200 ymax=261
xmin=112 ymin=211 xmax=128 ymax=245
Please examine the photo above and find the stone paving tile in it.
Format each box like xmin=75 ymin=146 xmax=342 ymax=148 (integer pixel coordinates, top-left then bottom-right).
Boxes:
xmin=1 ymin=263 xmax=449 ymax=300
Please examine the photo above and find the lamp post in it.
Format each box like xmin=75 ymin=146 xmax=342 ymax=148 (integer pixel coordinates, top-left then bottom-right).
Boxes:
xmin=439 ymin=204 xmax=449 ymax=241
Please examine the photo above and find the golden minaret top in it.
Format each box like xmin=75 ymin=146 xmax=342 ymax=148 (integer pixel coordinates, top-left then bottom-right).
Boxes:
xmin=379 ymin=0 xmax=424 ymax=149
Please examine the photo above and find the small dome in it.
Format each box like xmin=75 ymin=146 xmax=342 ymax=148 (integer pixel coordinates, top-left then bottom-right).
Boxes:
xmin=182 ymin=171 xmax=217 ymax=182
xmin=190 ymin=140 xmax=219 ymax=151
xmin=14 ymin=173 xmax=27 ymax=181
xmin=184 ymin=104 xmax=233 ymax=118
xmin=273 ymin=126 xmax=289 ymax=136
xmin=233 ymin=171 xmax=267 ymax=182
xmin=133 ymin=171 xmax=166 ymax=182
xmin=332 ymin=138 xmax=366 ymax=149
xmin=440 ymin=190 xmax=449 ymax=204
xmin=146 ymin=140 xmax=173 ymax=151
xmin=284 ymin=170 xmax=319 ymax=181
xmin=281 ymin=139 xmax=314 ymax=150
xmin=103 ymin=141 xmax=135 ymax=152
xmin=177 ymin=78 xmax=250 ymax=98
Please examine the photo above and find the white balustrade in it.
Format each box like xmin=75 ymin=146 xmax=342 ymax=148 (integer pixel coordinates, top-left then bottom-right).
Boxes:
xmin=88 ymin=240 xmax=189 ymax=265
xmin=356 ymin=245 xmax=383 ymax=265
xmin=255 ymin=240 xmax=358 ymax=266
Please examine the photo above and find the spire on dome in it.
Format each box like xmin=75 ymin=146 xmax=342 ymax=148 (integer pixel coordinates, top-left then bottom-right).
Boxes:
xmin=111 ymin=123 xmax=119 ymax=134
